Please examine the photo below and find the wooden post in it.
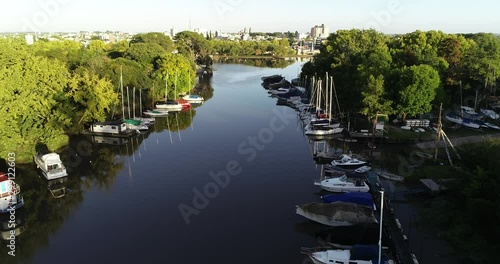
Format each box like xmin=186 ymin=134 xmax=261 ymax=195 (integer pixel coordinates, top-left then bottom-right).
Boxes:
xmin=434 ymin=104 xmax=443 ymax=163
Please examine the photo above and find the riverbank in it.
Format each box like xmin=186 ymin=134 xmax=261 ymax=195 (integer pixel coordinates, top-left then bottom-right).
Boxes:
xmin=212 ymin=54 xmax=313 ymax=60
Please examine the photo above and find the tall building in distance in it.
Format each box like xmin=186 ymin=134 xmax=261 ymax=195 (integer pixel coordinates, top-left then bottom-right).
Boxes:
xmin=311 ymin=24 xmax=329 ymax=39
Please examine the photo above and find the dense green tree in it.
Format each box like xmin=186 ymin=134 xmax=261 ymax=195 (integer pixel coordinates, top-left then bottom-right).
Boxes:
xmin=360 ymin=75 xmax=393 ymax=118
xmin=464 ymin=33 xmax=500 ymax=94
xmin=175 ymin=31 xmax=212 ymax=66
xmin=67 ymin=70 xmax=118 ymax=126
xmin=130 ymin=32 xmax=175 ymax=53
xmin=394 ymin=65 xmax=441 ymax=120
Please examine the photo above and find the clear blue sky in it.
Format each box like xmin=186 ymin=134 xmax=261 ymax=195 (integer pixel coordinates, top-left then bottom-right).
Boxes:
xmin=1 ymin=0 xmax=499 ymax=33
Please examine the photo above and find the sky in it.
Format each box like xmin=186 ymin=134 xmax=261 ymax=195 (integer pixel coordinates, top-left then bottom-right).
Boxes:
xmin=0 ymin=0 xmax=499 ymax=34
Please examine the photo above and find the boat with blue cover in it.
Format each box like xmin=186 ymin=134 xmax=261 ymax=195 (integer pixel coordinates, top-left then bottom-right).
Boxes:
xmin=321 ymin=192 xmax=376 ymax=210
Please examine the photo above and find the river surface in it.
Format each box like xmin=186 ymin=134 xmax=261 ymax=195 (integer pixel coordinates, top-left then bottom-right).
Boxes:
xmin=11 ymin=60 xmax=336 ymax=264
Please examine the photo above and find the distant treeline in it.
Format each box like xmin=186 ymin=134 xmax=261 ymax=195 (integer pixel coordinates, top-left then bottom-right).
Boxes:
xmin=302 ymin=30 xmax=500 ymax=119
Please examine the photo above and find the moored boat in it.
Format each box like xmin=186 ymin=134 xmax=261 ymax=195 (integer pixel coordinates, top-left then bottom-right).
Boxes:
xmin=302 ymin=244 xmax=394 ymax=264
xmin=480 ymin=109 xmax=499 ymax=120
xmin=33 ymin=152 xmax=68 ymax=180
xmin=354 ymin=166 xmax=371 ymax=174
xmin=314 ymin=175 xmax=370 ymax=193
xmin=331 ymin=154 xmax=368 ymax=168
xmin=321 ymin=192 xmax=376 ymax=210
xmin=296 ymin=202 xmax=377 ymax=227
xmin=0 ymin=173 xmax=25 ymax=214
xmin=445 ymin=112 xmax=463 ymax=125
xmin=372 ymin=168 xmax=405 ymax=182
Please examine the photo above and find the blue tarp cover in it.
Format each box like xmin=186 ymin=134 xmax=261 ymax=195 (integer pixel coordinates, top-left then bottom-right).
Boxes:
xmin=321 ymin=192 xmax=374 ymax=208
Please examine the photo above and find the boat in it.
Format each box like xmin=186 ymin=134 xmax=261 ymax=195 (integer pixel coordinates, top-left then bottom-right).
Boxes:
xmin=485 ymin=122 xmax=500 ymax=130
xmin=0 ymin=173 xmax=24 ymax=214
xmin=331 ymin=154 xmax=368 ymax=168
xmin=461 ymin=106 xmax=480 ymax=117
xmin=124 ymin=118 xmax=141 ymax=126
xmin=33 ymin=152 xmax=68 ymax=180
xmin=314 ymin=175 xmax=370 ymax=193
xmin=296 ymin=202 xmax=377 ymax=227
xmin=462 ymin=118 xmax=481 ymax=129
xmin=445 ymin=112 xmax=463 ymax=125
xmin=182 ymin=94 xmax=204 ymax=103
xmin=86 ymin=120 xmax=136 ymax=136
xmin=156 ymin=100 xmax=183 ymax=111
xmin=156 ymin=73 xmax=183 ymax=111
xmin=321 ymin=192 xmax=376 ymax=210
xmin=302 ymin=244 xmax=394 ymax=264
xmin=305 ymin=124 xmax=344 ymax=136
xmin=372 ymin=168 xmax=405 ymax=182
xmin=480 ymin=109 xmax=499 ymax=120
xmin=354 ymin=166 xmax=371 ymax=174
xmin=400 ymin=125 xmax=411 ymax=130
xmin=261 ymin=74 xmax=283 ymax=82
xmin=143 ymin=109 xmax=169 ymax=117
xmin=89 ymin=135 xmax=128 ymax=145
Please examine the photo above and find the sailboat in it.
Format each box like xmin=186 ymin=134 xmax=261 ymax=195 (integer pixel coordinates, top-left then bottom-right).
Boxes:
xmin=305 ymin=74 xmax=344 ymax=136
xmin=119 ymin=67 xmax=142 ymax=127
xmin=156 ymin=71 xmax=183 ymax=112
xmin=174 ymin=71 xmax=191 ymax=108
xmin=182 ymin=69 xmax=204 ymax=103
xmin=124 ymin=87 xmax=148 ymax=131
xmin=133 ymin=89 xmax=155 ymax=124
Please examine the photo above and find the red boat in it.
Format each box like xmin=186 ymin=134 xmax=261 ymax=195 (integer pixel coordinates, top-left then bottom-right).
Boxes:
xmin=176 ymin=99 xmax=191 ymax=108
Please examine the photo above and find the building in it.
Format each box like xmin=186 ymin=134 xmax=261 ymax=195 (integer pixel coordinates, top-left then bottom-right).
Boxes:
xmin=311 ymin=24 xmax=329 ymax=39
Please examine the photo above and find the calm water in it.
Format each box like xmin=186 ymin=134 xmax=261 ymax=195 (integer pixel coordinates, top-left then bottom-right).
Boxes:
xmin=10 ymin=61 xmax=335 ymax=264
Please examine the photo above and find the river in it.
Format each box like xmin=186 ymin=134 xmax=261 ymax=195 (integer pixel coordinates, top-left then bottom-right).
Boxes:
xmin=4 ymin=60 xmax=343 ymax=263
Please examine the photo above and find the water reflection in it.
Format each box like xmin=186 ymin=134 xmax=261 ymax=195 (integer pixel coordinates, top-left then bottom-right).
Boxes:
xmin=214 ymin=57 xmax=302 ymax=68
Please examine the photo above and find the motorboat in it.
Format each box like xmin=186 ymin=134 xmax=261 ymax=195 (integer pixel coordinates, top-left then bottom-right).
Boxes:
xmin=314 ymin=175 xmax=370 ymax=193
xmin=143 ymin=109 xmax=169 ymax=117
xmin=462 ymin=118 xmax=481 ymax=129
xmin=485 ymin=122 xmax=500 ymax=130
xmin=354 ymin=166 xmax=371 ymax=174
xmin=480 ymin=109 xmax=499 ymax=120
xmin=302 ymin=245 xmax=394 ymax=264
xmin=33 ymin=153 xmax=68 ymax=180
xmin=0 ymin=173 xmax=24 ymax=214
xmin=296 ymin=202 xmax=377 ymax=227
xmin=182 ymin=94 xmax=204 ymax=103
xmin=331 ymin=154 xmax=368 ymax=168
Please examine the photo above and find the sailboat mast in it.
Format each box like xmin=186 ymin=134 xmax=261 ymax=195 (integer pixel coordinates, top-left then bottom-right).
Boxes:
xmin=165 ymin=71 xmax=169 ymax=101
xmin=121 ymin=65 xmax=125 ymax=120
xmin=139 ymin=89 xmax=143 ymax=117
xmin=133 ymin=87 xmax=136 ymax=119
xmin=127 ymin=86 xmax=130 ymax=119
xmin=434 ymin=103 xmax=443 ymax=162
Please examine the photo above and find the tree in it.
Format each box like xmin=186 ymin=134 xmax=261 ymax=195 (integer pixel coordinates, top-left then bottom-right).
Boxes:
xmin=130 ymin=32 xmax=174 ymax=53
xmin=360 ymin=75 xmax=393 ymax=118
xmin=67 ymin=70 xmax=118 ymax=126
xmin=394 ymin=65 xmax=441 ymax=120
xmin=175 ymin=31 xmax=213 ymax=66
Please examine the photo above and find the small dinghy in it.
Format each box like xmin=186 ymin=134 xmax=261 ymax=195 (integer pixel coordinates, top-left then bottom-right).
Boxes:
xmin=354 ymin=166 xmax=371 ymax=174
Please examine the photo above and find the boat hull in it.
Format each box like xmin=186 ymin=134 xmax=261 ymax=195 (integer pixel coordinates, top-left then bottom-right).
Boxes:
xmin=296 ymin=202 xmax=377 ymax=227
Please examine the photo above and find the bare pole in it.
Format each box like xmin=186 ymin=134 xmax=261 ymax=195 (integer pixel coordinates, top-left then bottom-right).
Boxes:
xmin=121 ymin=65 xmax=125 ymax=120
xmin=139 ymin=89 xmax=143 ymax=117
xmin=378 ymin=190 xmax=384 ymax=264
xmin=133 ymin=87 xmax=136 ymax=119
xmin=127 ymin=86 xmax=130 ymax=119
xmin=434 ymin=104 xmax=443 ymax=162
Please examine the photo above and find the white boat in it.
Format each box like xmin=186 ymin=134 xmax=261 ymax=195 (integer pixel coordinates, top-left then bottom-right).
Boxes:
xmin=143 ymin=109 xmax=169 ymax=117
xmin=33 ymin=153 xmax=68 ymax=180
xmin=125 ymin=123 xmax=149 ymax=131
xmin=302 ymin=245 xmax=394 ymax=264
xmin=88 ymin=120 xmax=134 ymax=135
xmin=305 ymin=125 xmax=344 ymax=136
xmin=269 ymin=87 xmax=290 ymax=95
xmin=485 ymin=122 xmax=500 ymax=130
xmin=331 ymin=154 xmax=368 ymax=168
xmin=296 ymin=202 xmax=377 ymax=227
xmin=0 ymin=173 xmax=24 ymax=213
xmin=182 ymin=94 xmax=204 ymax=103
xmin=445 ymin=113 xmax=463 ymax=125
xmin=400 ymin=125 xmax=411 ymax=130
xmin=314 ymin=175 xmax=370 ymax=193
xmin=156 ymin=101 xmax=183 ymax=111
xmin=480 ymin=109 xmax=499 ymax=120
xmin=354 ymin=166 xmax=371 ymax=174
xmin=461 ymin=106 xmax=479 ymax=116
xmin=462 ymin=118 xmax=481 ymax=129
xmin=372 ymin=168 xmax=405 ymax=182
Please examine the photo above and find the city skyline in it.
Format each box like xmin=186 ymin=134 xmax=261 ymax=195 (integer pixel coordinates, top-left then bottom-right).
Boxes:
xmin=1 ymin=0 xmax=500 ymax=34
